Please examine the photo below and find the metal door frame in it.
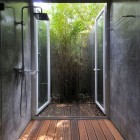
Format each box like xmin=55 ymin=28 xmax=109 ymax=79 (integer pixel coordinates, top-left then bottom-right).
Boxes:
xmin=32 ymin=17 xmax=51 ymax=116
xmin=95 ymin=6 xmax=107 ymax=114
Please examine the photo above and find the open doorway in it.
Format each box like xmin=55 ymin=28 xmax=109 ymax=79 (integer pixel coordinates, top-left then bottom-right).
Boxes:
xmin=32 ymin=3 xmax=108 ymax=118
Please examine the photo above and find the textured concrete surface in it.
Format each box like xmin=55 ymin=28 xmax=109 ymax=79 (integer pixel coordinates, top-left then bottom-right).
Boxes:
xmin=110 ymin=1 xmax=140 ymax=140
xmin=0 ymin=1 xmax=31 ymax=140
xmin=0 ymin=10 xmax=2 ymax=140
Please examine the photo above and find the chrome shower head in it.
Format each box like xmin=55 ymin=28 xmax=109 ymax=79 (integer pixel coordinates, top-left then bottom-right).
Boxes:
xmin=34 ymin=13 xmax=49 ymax=21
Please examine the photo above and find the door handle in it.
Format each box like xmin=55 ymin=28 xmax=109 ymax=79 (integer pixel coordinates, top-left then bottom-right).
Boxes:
xmin=41 ymin=83 xmax=48 ymax=85
xmin=94 ymin=68 xmax=101 ymax=71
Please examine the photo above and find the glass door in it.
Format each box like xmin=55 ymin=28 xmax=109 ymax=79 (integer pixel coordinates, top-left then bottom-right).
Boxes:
xmin=95 ymin=7 xmax=106 ymax=114
xmin=35 ymin=18 xmax=50 ymax=115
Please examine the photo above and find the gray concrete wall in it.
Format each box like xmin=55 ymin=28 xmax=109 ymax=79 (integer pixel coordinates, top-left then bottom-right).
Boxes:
xmin=110 ymin=1 xmax=140 ymax=140
xmin=0 ymin=1 xmax=31 ymax=140
xmin=0 ymin=10 xmax=2 ymax=140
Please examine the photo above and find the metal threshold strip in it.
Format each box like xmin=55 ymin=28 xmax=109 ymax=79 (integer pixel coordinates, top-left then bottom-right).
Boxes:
xmin=32 ymin=116 xmax=108 ymax=120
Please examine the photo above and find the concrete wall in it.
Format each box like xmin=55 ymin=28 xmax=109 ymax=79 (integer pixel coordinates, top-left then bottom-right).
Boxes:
xmin=0 ymin=10 xmax=2 ymax=140
xmin=0 ymin=1 xmax=31 ymax=140
xmin=110 ymin=1 xmax=140 ymax=140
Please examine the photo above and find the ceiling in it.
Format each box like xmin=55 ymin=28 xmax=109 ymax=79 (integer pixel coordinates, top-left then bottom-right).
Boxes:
xmin=32 ymin=0 xmax=111 ymax=3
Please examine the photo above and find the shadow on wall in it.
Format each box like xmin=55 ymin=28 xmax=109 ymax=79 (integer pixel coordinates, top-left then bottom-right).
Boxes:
xmin=0 ymin=1 xmax=31 ymax=140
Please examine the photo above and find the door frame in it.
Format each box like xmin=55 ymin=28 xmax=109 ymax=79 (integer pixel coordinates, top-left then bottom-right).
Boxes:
xmin=31 ymin=17 xmax=51 ymax=116
xmin=36 ymin=20 xmax=51 ymax=115
xmin=95 ymin=6 xmax=108 ymax=115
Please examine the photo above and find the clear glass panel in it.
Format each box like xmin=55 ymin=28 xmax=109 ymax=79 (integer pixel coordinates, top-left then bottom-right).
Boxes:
xmin=38 ymin=20 xmax=48 ymax=108
xmin=97 ymin=12 xmax=104 ymax=107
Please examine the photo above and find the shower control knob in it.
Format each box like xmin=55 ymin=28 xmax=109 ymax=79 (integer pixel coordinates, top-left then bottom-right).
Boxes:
xmin=13 ymin=68 xmax=23 ymax=73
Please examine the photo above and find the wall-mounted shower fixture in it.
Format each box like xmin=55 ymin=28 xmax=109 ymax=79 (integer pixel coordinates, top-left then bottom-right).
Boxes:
xmin=13 ymin=6 xmax=49 ymax=117
xmin=0 ymin=3 xmax=5 ymax=11
xmin=34 ymin=13 xmax=49 ymax=20
xmin=108 ymin=15 xmax=136 ymax=30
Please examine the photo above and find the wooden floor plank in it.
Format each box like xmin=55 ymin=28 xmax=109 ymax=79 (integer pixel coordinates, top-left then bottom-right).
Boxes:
xmin=84 ymin=104 xmax=95 ymax=116
xmin=71 ymin=120 xmax=79 ymax=140
xmin=64 ymin=105 xmax=71 ymax=116
xmin=40 ymin=104 xmax=56 ymax=116
xmin=79 ymin=104 xmax=88 ymax=116
xmin=70 ymin=104 xmax=80 ymax=116
xmin=84 ymin=120 xmax=97 ymax=140
xmin=98 ymin=120 xmax=115 ymax=140
xmin=54 ymin=104 xmax=65 ymax=116
xmin=39 ymin=105 xmax=51 ymax=116
xmin=90 ymin=104 xmax=104 ymax=116
xmin=48 ymin=104 xmax=57 ymax=116
xmin=91 ymin=120 xmax=106 ymax=140
xmin=28 ymin=121 xmax=43 ymax=140
xmin=39 ymin=103 xmax=104 ymax=117
xmin=44 ymin=120 xmax=57 ymax=140
xmin=37 ymin=120 xmax=51 ymax=140
xmin=63 ymin=120 xmax=71 ymax=140
xmin=19 ymin=120 xmax=37 ymax=140
xmin=104 ymin=120 xmax=124 ymax=140
xmin=54 ymin=120 xmax=64 ymax=140
xmin=78 ymin=120 xmax=88 ymax=140
xmin=20 ymin=119 xmax=124 ymax=140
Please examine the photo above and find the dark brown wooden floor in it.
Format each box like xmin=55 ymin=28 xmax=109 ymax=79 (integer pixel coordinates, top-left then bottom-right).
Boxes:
xmin=39 ymin=103 xmax=104 ymax=117
xmin=19 ymin=119 xmax=124 ymax=140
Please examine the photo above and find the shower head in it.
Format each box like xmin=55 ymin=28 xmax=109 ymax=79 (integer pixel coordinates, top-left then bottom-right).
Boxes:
xmin=34 ymin=13 xmax=49 ymax=21
xmin=0 ymin=3 xmax=5 ymax=11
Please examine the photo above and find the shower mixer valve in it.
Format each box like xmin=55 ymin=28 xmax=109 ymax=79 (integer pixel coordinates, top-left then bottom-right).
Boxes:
xmin=13 ymin=68 xmax=24 ymax=74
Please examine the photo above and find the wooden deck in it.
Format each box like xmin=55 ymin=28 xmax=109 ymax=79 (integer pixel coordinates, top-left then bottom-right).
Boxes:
xmin=19 ymin=119 xmax=124 ymax=140
xmin=39 ymin=103 xmax=104 ymax=117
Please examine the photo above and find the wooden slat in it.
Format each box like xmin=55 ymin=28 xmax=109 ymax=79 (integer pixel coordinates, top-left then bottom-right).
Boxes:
xmin=54 ymin=120 xmax=64 ymax=140
xmin=20 ymin=119 xmax=124 ymax=140
xmin=46 ymin=104 xmax=56 ymax=116
xmin=85 ymin=104 xmax=95 ymax=116
xmin=37 ymin=120 xmax=50 ymax=140
xmin=71 ymin=120 xmax=79 ymax=140
xmin=90 ymin=104 xmax=104 ymax=116
xmin=39 ymin=103 xmax=104 ymax=117
xmin=40 ymin=104 xmax=54 ymax=116
xmin=79 ymin=104 xmax=89 ymax=116
xmin=44 ymin=120 xmax=57 ymax=140
xmin=78 ymin=120 xmax=88 ymax=140
xmin=84 ymin=120 xmax=97 ymax=140
xmin=70 ymin=104 xmax=79 ymax=116
xmin=54 ymin=104 xmax=65 ymax=116
xmin=63 ymin=120 xmax=71 ymax=140
xmin=64 ymin=105 xmax=71 ymax=116
xmin=80 ymin=104 xmax=94 ymax=116
xmin=19 ymin=120 xmax=37 ymax=140
xmin=91 ymin=120 xmax=106 ymax=140
xmin=104 ymin=120 xmax=124 ymax=140
xmin=28 ymin=121 xmax=43 ymax=140
xmin=98 ymin=120 xmax=115 ymax=140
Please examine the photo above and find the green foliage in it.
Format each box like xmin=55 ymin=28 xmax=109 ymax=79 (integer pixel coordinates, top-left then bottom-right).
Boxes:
xmin=44 ymin=3 xmax=105 ymax=102
xmin=47 ymin=3 xmax=104 ymax=51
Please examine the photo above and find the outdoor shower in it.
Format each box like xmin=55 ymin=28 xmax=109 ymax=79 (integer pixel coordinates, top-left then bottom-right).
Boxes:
xmin=13 ymin=6 xmax=49 ymax=117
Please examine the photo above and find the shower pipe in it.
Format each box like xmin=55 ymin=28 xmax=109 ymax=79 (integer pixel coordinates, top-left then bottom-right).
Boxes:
xmin=107 ymin=15 xmax=136 ymax=30
xmin=14 ymin=6 xmax=43 ymax=117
